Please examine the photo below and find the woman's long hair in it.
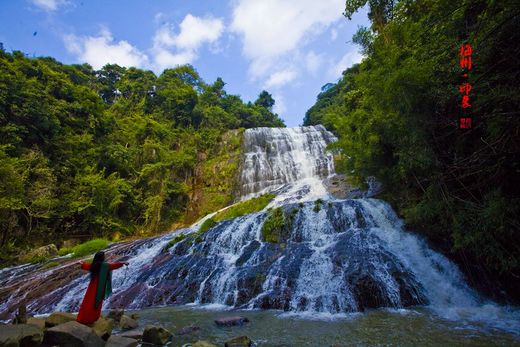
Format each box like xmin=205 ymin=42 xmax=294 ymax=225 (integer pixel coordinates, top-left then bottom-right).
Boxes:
xmin=90 ymin=251 xmax=105 ymax=280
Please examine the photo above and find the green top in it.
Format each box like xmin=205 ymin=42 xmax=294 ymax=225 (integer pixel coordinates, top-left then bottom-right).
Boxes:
xmin=94 ymin=262 xmax=112 ymax=309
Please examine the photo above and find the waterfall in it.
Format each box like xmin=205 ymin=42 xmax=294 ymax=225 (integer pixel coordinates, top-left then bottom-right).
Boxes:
xmin=238 ymin=125 xmax=336 ymax=203
xmin=1 ymin=125 xmax=516 ymax=332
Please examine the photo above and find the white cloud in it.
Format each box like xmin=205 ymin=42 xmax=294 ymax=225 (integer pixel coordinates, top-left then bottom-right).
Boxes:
xmin=305 ymin=51 xmax=323 ymax=74
xmin=230 ymin=0 xmax=344 ymax=79
xmin=64 ymin=28 xmax=149 ymax=69
xmin=330 ymin=28 xmax=338 ymax=41
xmin=31 ymin=0 xmax=66 ymax=11
xmin=152 ymin=14 xmax=224 ymax=70
xmin=329 ymin=50 xmax=363 ymax=77
xmin=272 ymin=93 xmax=286 ymax=115
xmin=264 ymin=69 xmax=297 ymax=89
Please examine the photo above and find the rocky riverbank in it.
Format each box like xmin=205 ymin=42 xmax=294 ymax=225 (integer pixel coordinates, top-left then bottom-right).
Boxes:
xmin=0 ymin=307 xmax=253 ymax=347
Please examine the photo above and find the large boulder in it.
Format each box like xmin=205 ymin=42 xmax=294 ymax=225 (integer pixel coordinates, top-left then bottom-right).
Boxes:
xmin=0 ymin=324 xmax=43 ymax=347
xmin=141 ymin=325 xmax=172 ymax=345
xmin=93 ymin=316 xmax=114 ymax=340
xmin=224 ymin=335 xmax=252 ymax=347
xmin=45 ymin=311 xmax=77 ymax=327
xmin=120 ymin=315 xmax=138 ymax=330
xmin=22 ymin=244 xmax=58 ymax=262
xmin=43 ymin=321 xmax=104 ymax=347
xmin=214 ymin=316 xmax=249 ymax=327
xmin=106 ymin=335 xmax=138 ymax=347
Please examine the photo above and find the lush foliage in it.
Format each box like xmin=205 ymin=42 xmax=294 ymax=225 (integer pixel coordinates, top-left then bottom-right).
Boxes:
xmin=0 ymin=50 xmax=285 ymax=264
xmin=307 ymin=0 xmax=520 ymax=297
xmin=213 ymin=194 xmax=276 ymax=222
xmin=69 ymin=238 xmax=111 ymax=258
xmin=261 ymin=207 xmax=295 ymax=243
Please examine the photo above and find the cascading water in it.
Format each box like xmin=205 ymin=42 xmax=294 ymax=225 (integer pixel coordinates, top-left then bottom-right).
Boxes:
xmin=0 ymin=125 xmax=519 ymax=336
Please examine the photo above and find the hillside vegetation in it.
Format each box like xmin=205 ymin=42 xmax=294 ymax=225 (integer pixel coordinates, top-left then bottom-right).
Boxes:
xmin=0 ymin=50 xmax=284 ymax=265
xmin=305 ymin=0 xmax=520 ymax=300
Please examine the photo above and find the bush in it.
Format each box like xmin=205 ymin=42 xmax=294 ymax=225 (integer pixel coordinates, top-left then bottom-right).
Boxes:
xmin=199 ymin=218 xmax=217 ymax=233
xmin=71 ymin=239 xmax=111 ymax=258
xmin=261 ymin=207 xmax=293 ymax=243
xmin=166 ymin=234 xmax=186 ymax=250
xmin=213 ymin=194 xmax=276 ymax=222
xmin=58 ymin=247 xmax=73 ymax=256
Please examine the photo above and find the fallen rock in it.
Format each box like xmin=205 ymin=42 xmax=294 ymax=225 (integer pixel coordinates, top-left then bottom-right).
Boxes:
xmin=120 ymin=315 xmax=138 ymax=330
xmin=106 ymin=335 xmax=139 ymax=347
xmin=176 ymin=324 xmax=200 ymax=335
xmin=0 ymin=324 xmax=43 ymax=347
xmin=93 ymin=316 xmax=114 ymax=340
xmin=224 ymin=335 xmax=252 ymax=347
xmin=107 ymin=309 xmax=125 ymax=322
xmin=21 ymin=244 xmax=58 ymax=263
xmin=120 ymin=327 xmax=144 ymax=339
xmin=43 ymin=321 xmax=104 ymax=347
xmin=214 ymin=316 xmax=250 ymax=327
xmin=130 ymin=313 xmax=139 ymax=320
xmin=142 ymin=325 xmax=172 ymax=345
xmin=45 ymin=311 xmax=77 ymax=327
xmin=27 ymin=317 xmax=46 ymax=330
xmin=192 ymin=341 xmax=217 ymax=347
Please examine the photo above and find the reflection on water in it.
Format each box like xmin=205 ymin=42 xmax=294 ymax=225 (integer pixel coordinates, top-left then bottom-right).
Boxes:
xmin=129 ymin=305 xmax=520 ymax=347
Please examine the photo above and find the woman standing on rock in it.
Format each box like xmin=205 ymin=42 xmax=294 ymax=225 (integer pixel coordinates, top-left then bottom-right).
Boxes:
xmin=76 ymin=251 xmax=128 ymax=325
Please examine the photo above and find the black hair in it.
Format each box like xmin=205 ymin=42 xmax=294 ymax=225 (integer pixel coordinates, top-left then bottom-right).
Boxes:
xmin=90 ymin=251 xmax=105 ymax=280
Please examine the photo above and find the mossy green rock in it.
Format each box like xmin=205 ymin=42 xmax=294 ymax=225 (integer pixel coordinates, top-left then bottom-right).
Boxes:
xmin=224 ymin=335 xmax=252 ymax=347
xmin=45 ymin=312 xmax=77 ymax=327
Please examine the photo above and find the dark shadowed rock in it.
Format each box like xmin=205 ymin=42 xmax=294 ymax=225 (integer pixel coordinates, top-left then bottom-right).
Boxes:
xmin=106 ymin=335 xmax=138 ymax=347
xmin=176 ymin=324 xmax=200 ymax=335
xmin=45 ymin=311 xmax=77 ymax=327
xmin=120 ymin=315 xmax=138 ymax=330
xmin=107 ymin=309 xmax=124 ymax=322
xmin=224 ymin=335 xmax=252 ymax=347
xmin=11 ymin=305 xmax=27 ymax=324
xmin=43 ymin=321 xmax=104 ymax=347
xmin=142 ymin=325 xmax=172 ymax=345
xmin=0 ymin=324 xmax=43 ymax=347
xmin=214 ymin=316 xmax=250 ymax=327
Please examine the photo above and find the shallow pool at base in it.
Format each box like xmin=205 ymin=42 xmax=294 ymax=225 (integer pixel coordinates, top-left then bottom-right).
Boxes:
xmin=129 ymin=305 xmax=520 ymax=347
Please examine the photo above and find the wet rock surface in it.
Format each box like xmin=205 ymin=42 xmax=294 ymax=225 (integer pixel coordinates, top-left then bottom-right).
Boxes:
xmin=214 ymin=316 xmax=250 ymax=327
xmin=0 ymin=324 xmax=43 ymax=347
xmin=224 ymin=335 xmax=252 ymax=347
xmin=43 ymin=321 xmax=104 ymax=347
xmin=141 ymin=325 xmax=172 ymax=345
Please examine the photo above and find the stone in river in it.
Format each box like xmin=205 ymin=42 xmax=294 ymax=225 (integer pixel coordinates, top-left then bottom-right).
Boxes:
xmin=120 ymin=315 xmax=138 ymax=330
xmin=141 ymin=325 xmax=172 ymax=345
xmin=214 ymin=316 xmax=250 ymax=327
xmin=224 ymin=335 xmax=252 ymax=347
xmin=45 ymin=311 xmax=77 ymax=327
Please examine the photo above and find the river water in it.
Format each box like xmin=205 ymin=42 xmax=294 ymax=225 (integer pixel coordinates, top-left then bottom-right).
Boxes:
xmin=130 ymin=305 xmax=520 ymax=346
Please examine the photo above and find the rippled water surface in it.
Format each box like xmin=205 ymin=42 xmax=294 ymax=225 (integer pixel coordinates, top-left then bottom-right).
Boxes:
xmin=130 ymin=305 xmax=520 ymax=347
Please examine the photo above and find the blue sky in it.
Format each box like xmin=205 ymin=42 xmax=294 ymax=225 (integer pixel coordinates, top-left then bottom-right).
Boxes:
xmin=0 ymin=0 xmax=369 ymax=127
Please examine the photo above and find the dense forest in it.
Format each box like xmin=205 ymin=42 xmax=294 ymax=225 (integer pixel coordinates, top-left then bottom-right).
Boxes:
xmin=0 ymin=50 xmax=284 ymax=263
xmin=306 ymin=0 xmax=520 ymax=300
